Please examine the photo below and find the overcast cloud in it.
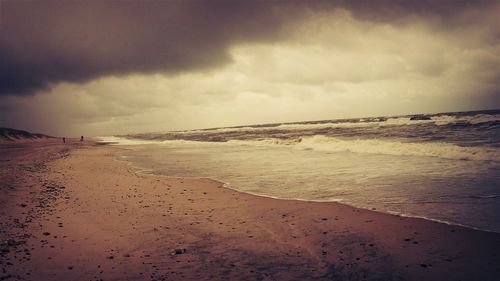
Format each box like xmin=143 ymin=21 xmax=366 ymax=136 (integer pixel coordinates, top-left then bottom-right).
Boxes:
xmin=0 ymin=0 xmax=498 ymax=136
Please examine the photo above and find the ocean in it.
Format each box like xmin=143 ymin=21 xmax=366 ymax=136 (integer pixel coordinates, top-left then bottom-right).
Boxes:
xmin=100 ymin=110 xmax=500 ymax=233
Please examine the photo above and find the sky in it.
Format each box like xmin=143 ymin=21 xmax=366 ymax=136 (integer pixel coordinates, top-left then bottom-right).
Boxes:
xmin=0 ymin=0 xmax=498 ymax=136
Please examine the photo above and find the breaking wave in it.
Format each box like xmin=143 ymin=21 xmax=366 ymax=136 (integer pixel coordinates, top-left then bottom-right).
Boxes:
xmin=227 ymin=136 xmax=499 ymax=161
xmin=102 ymin=135 xmax=499 ymax=162
xmin=182 ymin=111 xmax=500 ymax=134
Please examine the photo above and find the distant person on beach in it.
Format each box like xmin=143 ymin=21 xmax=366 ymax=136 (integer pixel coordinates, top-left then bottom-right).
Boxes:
xmin=63 ymin=137 xmax=65 ymax=143
xmin=80 ymin=136 xmax=84 ymax=142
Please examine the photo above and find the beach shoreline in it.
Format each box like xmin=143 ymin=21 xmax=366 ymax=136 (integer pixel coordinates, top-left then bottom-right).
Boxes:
xmin=126 ymin=155 xmax=499 ymax=235
xmin=1 ymin=140 xmax=499 ymax=280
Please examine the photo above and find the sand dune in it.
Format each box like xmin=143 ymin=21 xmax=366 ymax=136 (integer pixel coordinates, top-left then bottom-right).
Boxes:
xmin=0 ymin=127 xmax=52 ymax=142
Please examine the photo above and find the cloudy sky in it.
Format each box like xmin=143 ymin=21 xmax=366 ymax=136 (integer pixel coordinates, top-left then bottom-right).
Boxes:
xmin=0 ymin=0 xmax=498 ymax=136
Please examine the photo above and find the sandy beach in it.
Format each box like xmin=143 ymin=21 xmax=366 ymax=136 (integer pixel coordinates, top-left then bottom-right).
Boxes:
xmin=1 ymin=139 xmax=499 ymax=281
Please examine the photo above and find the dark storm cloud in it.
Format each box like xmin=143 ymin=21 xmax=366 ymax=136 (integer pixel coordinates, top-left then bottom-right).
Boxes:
xmin=339 ymin=0 xmax=492 ymax=23
xmin=0 ymin=0 xmax=296 ymax=95
xmin=0 ymin=0 xmax=496 ymax=96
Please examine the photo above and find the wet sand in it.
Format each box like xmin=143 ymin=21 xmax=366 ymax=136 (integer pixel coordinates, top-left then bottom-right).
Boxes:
xmin=1 ymin=140 xmax=499 ymax=281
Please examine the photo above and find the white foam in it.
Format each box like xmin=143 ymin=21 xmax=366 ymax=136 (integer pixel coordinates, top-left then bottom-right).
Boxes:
xmin=95 ymin=136 xmax=166 ymax=146
xmin=226 ymin=138 xmax=301 ymax=146
xmin=179 ymin=114 xmax=499 ymax=135
xmin=100 ymin=132 xmax=499 ymax=162
xmin=228 ymin=135 xmax=500 ymax=161
xmin=97 ymin=136 xmax=223 ymax=146
xmin=432 ymin=114 xmax=500 ymax=126
xmin=169 ymin=116 xmax=435 ymax=136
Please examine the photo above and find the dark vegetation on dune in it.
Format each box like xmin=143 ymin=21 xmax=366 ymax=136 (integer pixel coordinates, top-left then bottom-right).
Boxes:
xmin=0 ymin=127 xmax=51 ymax=141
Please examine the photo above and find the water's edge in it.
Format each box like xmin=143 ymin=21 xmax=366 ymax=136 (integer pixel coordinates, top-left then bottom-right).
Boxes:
xmin=108 ymin=145 xmax=499 ymax=234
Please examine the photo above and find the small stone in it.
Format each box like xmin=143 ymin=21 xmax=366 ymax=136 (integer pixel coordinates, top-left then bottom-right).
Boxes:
xmin=174 ymin=249 xmax=186 ymax=255
xmin=6 ymin=239 xmax=17 ymax=246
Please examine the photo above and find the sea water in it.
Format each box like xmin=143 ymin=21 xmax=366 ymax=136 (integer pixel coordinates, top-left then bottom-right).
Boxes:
xmin=100 ymin=110 xmax=500 ymax=232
